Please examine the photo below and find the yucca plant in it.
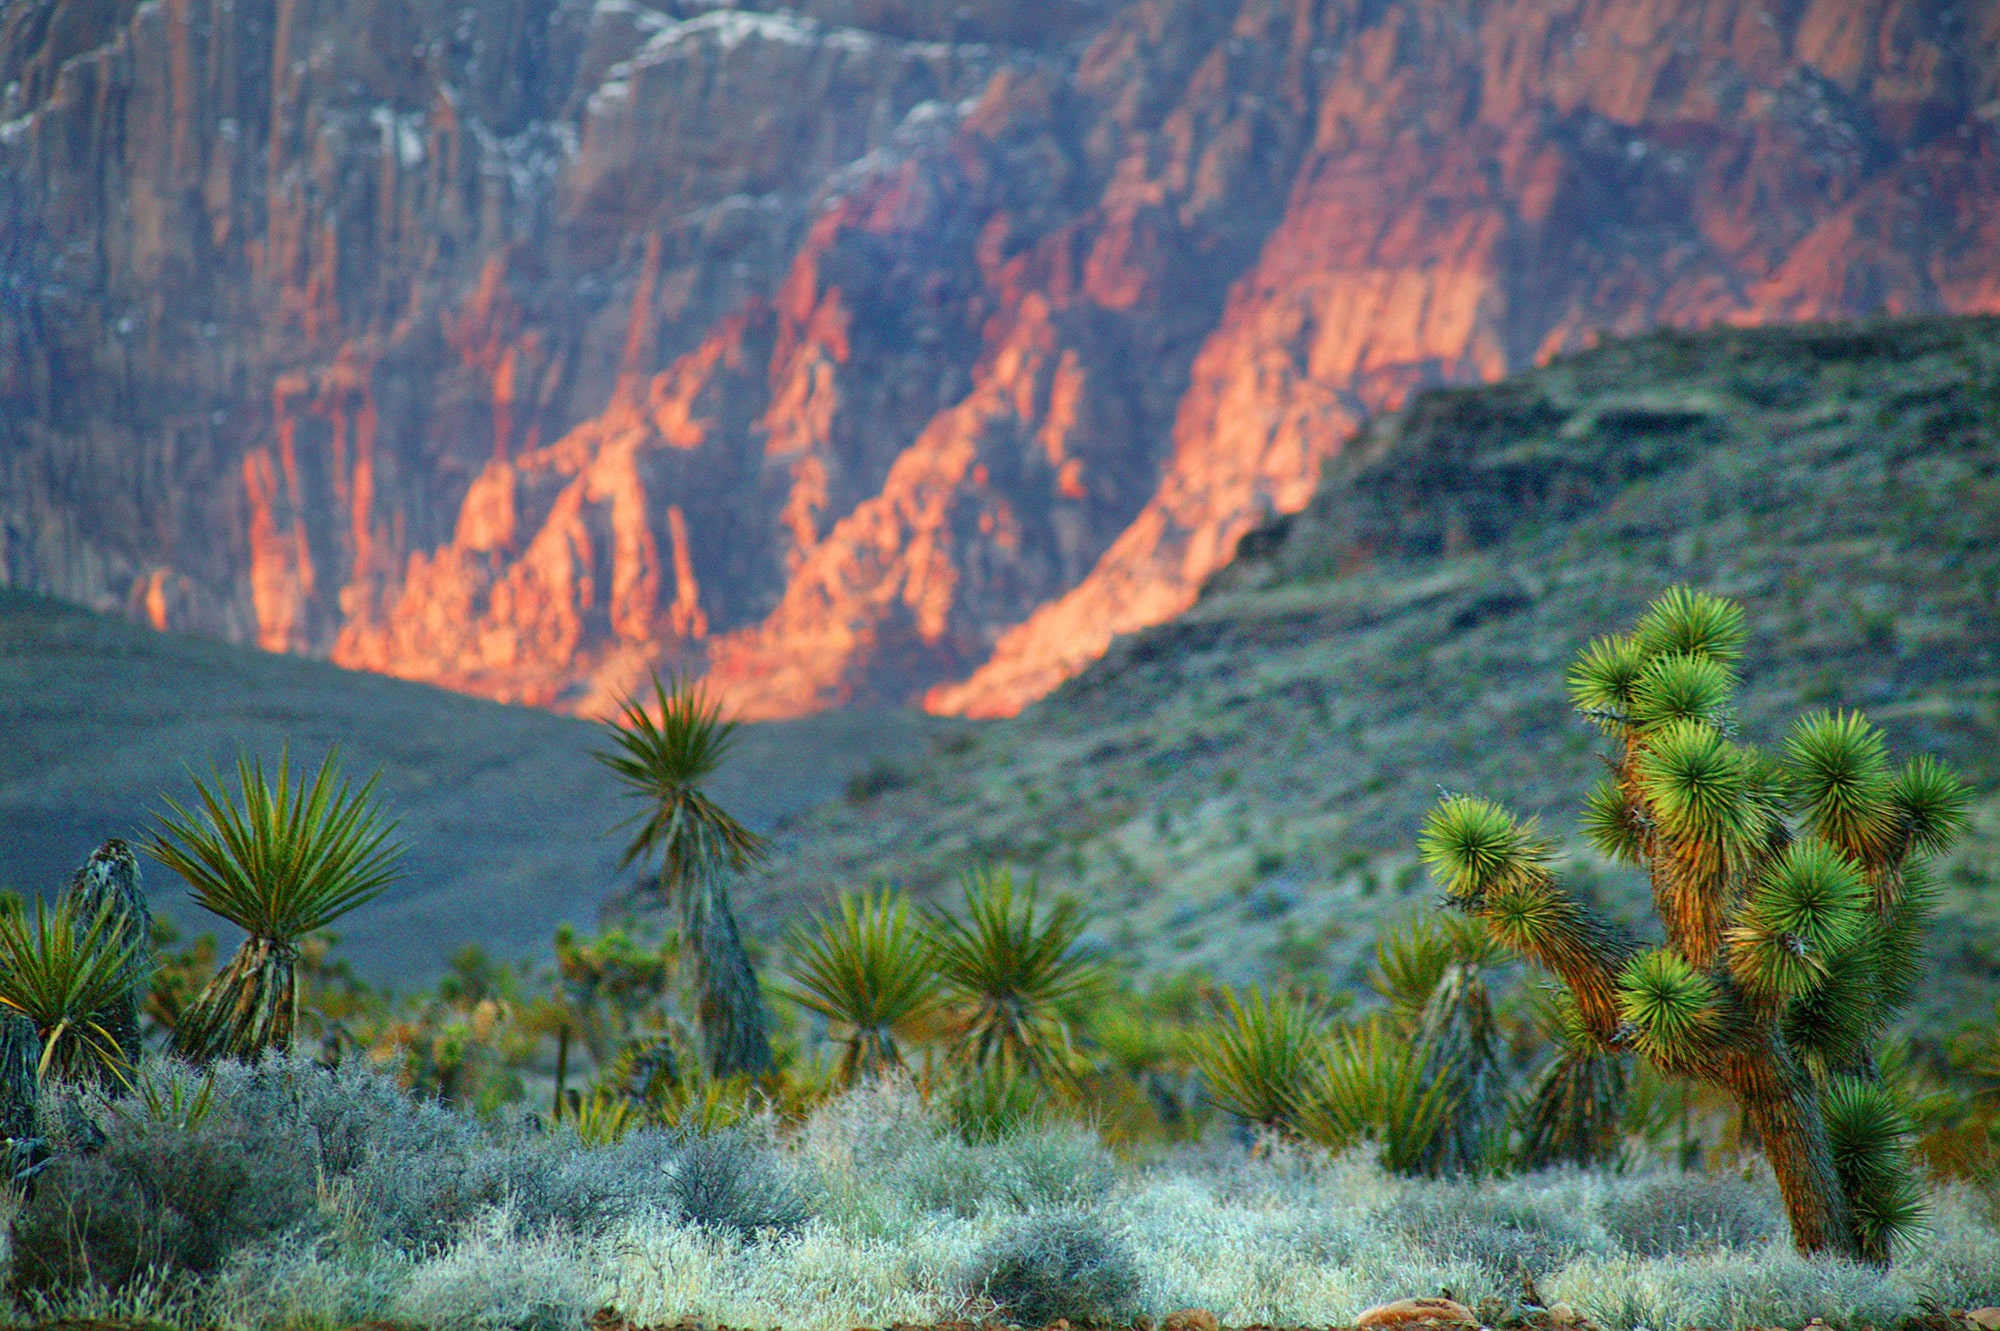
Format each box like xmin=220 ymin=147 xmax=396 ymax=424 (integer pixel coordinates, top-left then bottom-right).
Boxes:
xmin=1294 ymin=1016 xmax=1462 ymax=1173
xmin=1368 ymin=912 xmax=1512 ymax=1175
xmin=782 ymin=889 xmax=940 ymax=1085
xmin=598 ymin=673 xmax=773 ymax=1078
xmin=0 ymin=894 xmax=141 ymax=1084
xmin=926 ymin=868 xmax=1100 ymax=1079
xmin=65 ymin=839 xmax=153 ymax=1070
xmin=1186 ymin=985 xmax=1329 ymax=1135
xmin=1515 ymin=987 xmax=1628 ymax=1170
xmin=149 ymin=748 xmax=404 ymax=1063
xmin=1419 ymin=587 xmax=1969 ymax=1261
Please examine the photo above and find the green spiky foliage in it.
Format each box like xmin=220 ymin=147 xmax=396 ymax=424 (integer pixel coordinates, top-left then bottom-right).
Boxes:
xmin=926 ymin=868 xmax=1100 ymax=1080
xmin=1293 ymin=1017 xmax=1462 ymax=1174
xmin=782 ymin=890 xmax=940 ymax=1085
xmin=1186 ymin=986 xmax=1329 ymax=1134
xmin=598 ymin=673 xmax=773 ymax=1079
xmin=1419 ymin=587 xmax=1970 ymax=1262
xmin=149 ymin=749 xmax=403 ymax=1063
xmin=0 ymin=895 xmax=140 ymax=1085
xmin=1367 ymin=913 xmax=1511 ymax=1174
xmin=65 ymin=840 xmax=152 ymax=1072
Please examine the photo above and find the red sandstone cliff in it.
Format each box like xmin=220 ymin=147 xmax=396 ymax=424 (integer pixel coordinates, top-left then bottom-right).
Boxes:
xmin=3 ymin=0 xmax=1996 ymax=718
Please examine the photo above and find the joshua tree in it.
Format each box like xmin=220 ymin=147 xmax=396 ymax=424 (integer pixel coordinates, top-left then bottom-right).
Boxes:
xmin=149 ymin=748 xmax=404 ymax=1062
xmin=65 ymin=839 xmax=153 ymax=1071
xmin=1419 ymin=587 xmax=1968 ymax=1261
xmin=597 ymin=673 xmax=773 ymax=1078
xmin=782 ymin=889 xmax=940 ymax=1085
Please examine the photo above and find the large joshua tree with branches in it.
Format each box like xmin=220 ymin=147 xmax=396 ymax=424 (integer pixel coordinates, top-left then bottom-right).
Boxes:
xmin=1420 ymin=587 xmax=1968 ymax=1262
xmin=598 ymin=674 xmax=773 ymax=1079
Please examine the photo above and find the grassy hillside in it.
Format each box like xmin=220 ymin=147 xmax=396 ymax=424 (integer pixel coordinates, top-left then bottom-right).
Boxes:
xmin=0 ymin=590 xmax=954 ymax=982
xmin=751 ymin=315 xmax=2000 ymax=1036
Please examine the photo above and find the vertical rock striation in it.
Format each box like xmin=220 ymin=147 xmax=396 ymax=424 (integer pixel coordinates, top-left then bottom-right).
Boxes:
xmin=3 ymin=0 xmax=1996 ymax=718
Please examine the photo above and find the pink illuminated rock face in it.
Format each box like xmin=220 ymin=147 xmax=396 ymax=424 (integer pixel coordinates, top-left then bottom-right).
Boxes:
xmin=3 ymin=0 xmax=1996 ymax=718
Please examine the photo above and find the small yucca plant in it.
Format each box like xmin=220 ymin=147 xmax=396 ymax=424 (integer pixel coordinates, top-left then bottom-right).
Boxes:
xmin=149 ymin=748 xmax=403 ymax=1062
xmin=1420 ymin=586 xmax=1970 ymax=1261
xmin=782 ymin=890 xmax=940 ymax=1085
xmin=926 ymin=868 xmax=1100 ymax=1079
xmin=1186 ymin=985 xmax=1328 ymax=1135
xmin=1294 ymin=1016 xmax=1462 ymax=1173
xmin=1515 ymin=988 xmax=1628 ymax=1171
xmin=598 ymin=673 xmax=772 ymax=1078
xmin=0 ymin=894 xmax=141 ymax=1084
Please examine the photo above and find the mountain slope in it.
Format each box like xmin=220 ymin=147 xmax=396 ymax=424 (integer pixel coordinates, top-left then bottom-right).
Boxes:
xmin=3 ymin=0 xmax=1997 ymax=720
xmin=750 ymin=314 xmax=2000 ymax=1033
xmin=0 ymin=589 xmax=950 ymax=981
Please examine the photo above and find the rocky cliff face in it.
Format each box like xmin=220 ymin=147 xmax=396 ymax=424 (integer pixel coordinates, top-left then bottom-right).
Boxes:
xmin=4 ymin=0 xmax=1997 ymax=717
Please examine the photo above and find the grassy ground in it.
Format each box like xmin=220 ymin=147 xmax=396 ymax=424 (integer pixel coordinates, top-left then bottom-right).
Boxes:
xmin=8 ymin=1058 xmax=1996 ymax=1331
xmin=751 ymin=316 xmax=2000 ymax=1039
xmin=0 ymin=588 xmax=955 ymax=983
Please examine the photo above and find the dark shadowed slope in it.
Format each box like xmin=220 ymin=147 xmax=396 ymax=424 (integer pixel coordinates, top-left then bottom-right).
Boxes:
xmin=0 ymin=593 xmax=954 ymax=983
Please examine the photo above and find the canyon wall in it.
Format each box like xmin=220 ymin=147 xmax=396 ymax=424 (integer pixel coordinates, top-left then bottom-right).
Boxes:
xmin=4 ymin=0 xmax=1996 ymax=717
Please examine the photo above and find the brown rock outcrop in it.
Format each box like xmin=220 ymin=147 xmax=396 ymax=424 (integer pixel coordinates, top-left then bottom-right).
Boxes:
xmin=3 ymin=0 xmax=1997 ymax=719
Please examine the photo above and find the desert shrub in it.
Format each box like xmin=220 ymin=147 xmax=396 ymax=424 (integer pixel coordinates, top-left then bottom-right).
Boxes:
xmin=1603 ymin=1172 xmax=1782 ymax=1257
xmin=504 ymin=1130 xmax=685 ymax=1234
xmin=967 ymin=1209 xmax=1142 ymax=1327
xmin=389 ymin=1210 xmax=600 ymax=1331
xmin=1386 ymin=1181 xmax=1596 ymax=1280
xmin=9 ymin=1073 xmax=319 ymax=1294
xmin=991 ymin=1123 xmax=1120 ymax=1212
xmin=668 ymin=1131 xmax=813 ymax=1238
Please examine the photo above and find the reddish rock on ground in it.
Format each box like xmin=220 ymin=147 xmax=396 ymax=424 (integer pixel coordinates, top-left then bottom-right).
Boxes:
xmin=3 ymin=0 xmax=1998 ymax=717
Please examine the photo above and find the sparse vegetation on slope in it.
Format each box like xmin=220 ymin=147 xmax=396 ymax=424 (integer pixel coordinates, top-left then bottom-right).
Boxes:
xmin=752 ymin=316 xmax=2000 ymax=1041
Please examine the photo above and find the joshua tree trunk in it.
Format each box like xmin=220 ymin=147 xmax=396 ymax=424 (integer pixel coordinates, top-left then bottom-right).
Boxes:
xmin=682 ymin=872 xmax=773 ymax=1078
xmin=66 ymin=839 xmax=152 ymax=1073
xmin=1726 ymin=1040 xmax=1860 ymax=1259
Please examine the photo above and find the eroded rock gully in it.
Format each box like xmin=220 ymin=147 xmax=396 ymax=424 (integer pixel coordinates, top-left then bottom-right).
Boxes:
xmin=3 ymin=0 xmax=1996 ymax=716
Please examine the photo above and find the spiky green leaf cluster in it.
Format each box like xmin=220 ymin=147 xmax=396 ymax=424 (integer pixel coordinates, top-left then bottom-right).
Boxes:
xmin=1616 ymin=949 xmax=1719 ymax=1063
xmin=1628 ymin=654 xmax=1736 ymax=732
xmin=1567 ymin=635 xmax=1647 ymax=727
xmin=1821 ymin=1077 xmax=1925 ymax=1260
xmin=1293 ymin=1017 xmax=1462 ymax=1174
xmin=1369 ymin=912 xmax=1503 ymax=1033
xmin=0 ymin=896 xmax=139 ymax=1084
xmin=927 ymin=868 xmax=1100 ymax=1077
xmin=1581 ymin=775 xmax=1644 ymax=864
xmin=1632 ymin=720 xmax=1757 ymax=849
xmin=596 ymin=674 xmax=766 ymax=885
xmin=781 ymin=890 xmax=939 ymax=1085
xmin=1631 ymin=586 xmax=1747 ymax=665
xmin=149 ymin=748 xmax=404 ymax=943
xmin=1729 ymin=840 xmax=1869 ymax=998
xmin=1784 ymin=711 xmax=1895 ymax=863
xmin=1418 ymin=798 xmax=1547 ymax=903
xmin=1186 ymin=986 xmax=1329 ymax=1132
xmin=1889 ymin=756 xmax=1971 ymax=860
